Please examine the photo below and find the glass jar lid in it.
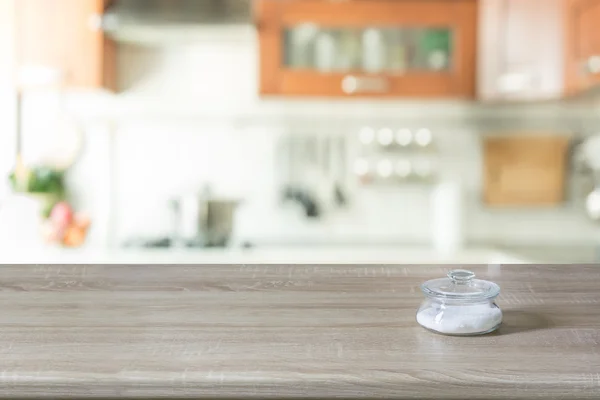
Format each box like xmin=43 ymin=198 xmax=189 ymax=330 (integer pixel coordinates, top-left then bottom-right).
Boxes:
xmin=420 ymin=269 xmax=500 ymax=302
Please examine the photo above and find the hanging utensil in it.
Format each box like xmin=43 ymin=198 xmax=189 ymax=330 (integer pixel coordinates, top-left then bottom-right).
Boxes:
xmin=331 ymin=134 xmax=348 ymax=207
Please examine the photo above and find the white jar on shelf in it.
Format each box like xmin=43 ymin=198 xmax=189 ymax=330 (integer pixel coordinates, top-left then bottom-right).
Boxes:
xmin=395 ymin=129 xmax=413 ymax=147
xmin=395 ymin=159 xmax=412 ymax=180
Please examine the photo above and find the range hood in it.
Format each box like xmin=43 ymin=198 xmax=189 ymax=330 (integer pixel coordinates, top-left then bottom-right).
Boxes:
xmin=102 ymin=0 xmax=254 ymax=44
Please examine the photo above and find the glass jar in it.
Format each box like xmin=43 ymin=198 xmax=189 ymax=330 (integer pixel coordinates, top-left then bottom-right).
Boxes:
xmin=416 ymin=269 xmax=502 ymax=336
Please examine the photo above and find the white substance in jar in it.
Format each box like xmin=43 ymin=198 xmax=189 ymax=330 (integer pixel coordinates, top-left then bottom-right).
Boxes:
xmin=416 ymin=303 xmax=502 ymax=335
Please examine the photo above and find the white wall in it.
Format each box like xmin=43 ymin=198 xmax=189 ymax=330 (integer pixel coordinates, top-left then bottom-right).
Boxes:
xmin=1 ymin=30 xmax=599 ymax=248
xmin=0 ymin=90 xmax=16 ymax=199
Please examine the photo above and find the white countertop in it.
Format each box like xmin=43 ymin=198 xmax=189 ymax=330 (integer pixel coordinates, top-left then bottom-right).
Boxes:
xmin=0 ymin=246 xmax=531 ymax=264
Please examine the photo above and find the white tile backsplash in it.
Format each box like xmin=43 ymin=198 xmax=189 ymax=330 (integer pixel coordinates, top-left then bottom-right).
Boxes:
xmin=111 ymin=121 xmax=279 ymax=243
xmin=1 ymin=33 xmax=599 ymax=248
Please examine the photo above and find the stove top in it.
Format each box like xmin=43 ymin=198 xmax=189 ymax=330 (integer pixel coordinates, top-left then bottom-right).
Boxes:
xmin=121 ymin=237 xmax=254 ymax=249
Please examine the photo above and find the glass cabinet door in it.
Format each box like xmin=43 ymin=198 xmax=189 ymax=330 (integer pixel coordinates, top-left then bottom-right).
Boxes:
xmin=258 ymin=0 xmax=477 ymax=97
xmin=284 ymin=26 xmax=453 ymax=74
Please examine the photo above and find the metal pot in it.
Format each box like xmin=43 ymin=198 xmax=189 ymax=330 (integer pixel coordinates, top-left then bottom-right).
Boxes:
xmin=585 ymin=169 xmax=600 ymax=223
xmin=587 ymin=187 xmax=600 ymax=223
xmin=170 ymin=192 xmax=240 ymax=247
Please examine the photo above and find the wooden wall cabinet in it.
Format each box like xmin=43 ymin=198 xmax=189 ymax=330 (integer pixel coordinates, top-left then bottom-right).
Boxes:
xmin=479 ymin=0 xmax=600 ymax=100
xmin=15 ymin=0 xmax=116 ymax=91
xmin=564 ymin=0 xmax=600 ymax=95
xmin=257 ymin=0 xmax=478 ymax=98
xmin=478 ymin=0 xmax=565 ymax=101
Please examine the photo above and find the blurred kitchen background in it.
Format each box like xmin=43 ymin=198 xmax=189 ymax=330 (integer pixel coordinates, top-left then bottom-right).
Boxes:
xmin=1 ymin=0 xmax=600 ymax=264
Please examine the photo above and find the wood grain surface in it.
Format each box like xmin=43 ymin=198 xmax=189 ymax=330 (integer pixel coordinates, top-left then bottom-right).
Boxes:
xmin=0 ymin=264 xmax=598 ymax=399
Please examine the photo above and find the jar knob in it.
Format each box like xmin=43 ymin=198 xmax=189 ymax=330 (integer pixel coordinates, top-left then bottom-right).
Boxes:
xmin=448 ymin=269 xmax=475 ymax=284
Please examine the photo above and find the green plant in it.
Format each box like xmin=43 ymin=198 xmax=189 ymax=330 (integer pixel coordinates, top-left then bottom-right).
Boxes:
xmin=8 ymin=166 xmax=67 ymax=218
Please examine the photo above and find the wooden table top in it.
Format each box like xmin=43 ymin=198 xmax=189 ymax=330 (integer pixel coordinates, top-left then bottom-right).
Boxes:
xmin=0 ymin=264 xmax=599 ymax=399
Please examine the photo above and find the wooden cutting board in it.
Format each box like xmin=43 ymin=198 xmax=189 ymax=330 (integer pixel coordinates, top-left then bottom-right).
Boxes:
xmin=483 ymin=135 xmax=570 ymax=206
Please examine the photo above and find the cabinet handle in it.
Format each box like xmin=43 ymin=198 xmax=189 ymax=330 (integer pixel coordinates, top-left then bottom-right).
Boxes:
xmin=587 ymin=56 xmax=600 ymax=75
xmin=341 ymin=75 xmax=389 ymax=94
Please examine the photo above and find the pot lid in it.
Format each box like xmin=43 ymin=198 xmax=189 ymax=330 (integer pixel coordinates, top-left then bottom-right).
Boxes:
xmin=420 ymin=269 xmax=500 ymax=302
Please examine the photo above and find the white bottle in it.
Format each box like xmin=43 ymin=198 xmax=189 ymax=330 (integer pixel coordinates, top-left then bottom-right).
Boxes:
xmin=430 ymin=181 xmax=464 ymax=254
xmin=362 ymin=29 xmax=385 ymax=73
xmin=315 ymin=32 xmax=336 ymax=72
